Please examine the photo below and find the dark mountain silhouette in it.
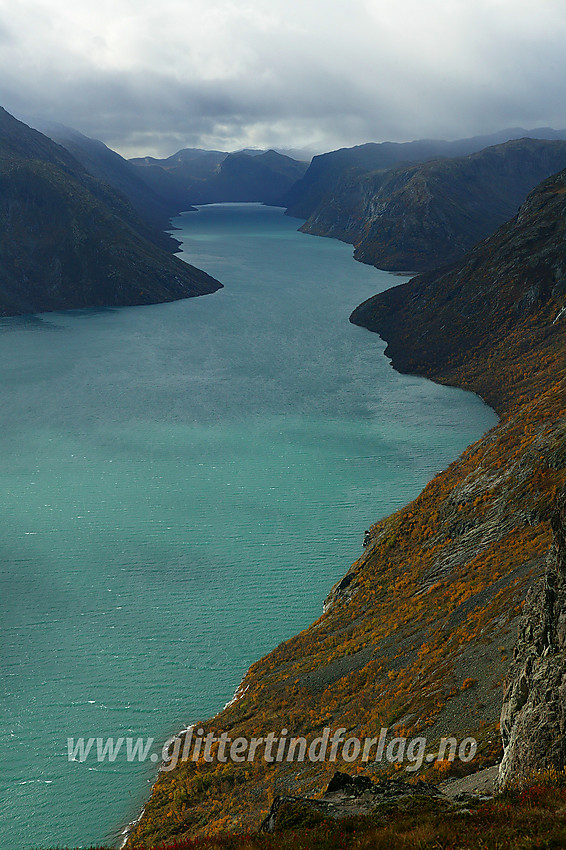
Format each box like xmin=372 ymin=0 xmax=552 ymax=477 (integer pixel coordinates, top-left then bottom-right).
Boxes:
xmin=131 ymin=147 xmax=309 ymax=206
xmin=35 ymin=121 xmax=189 ymax=235
xmin=0 ymin=107 xmax=221 ymax=316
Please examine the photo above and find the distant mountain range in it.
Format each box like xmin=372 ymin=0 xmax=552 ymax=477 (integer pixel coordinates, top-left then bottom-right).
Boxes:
xmin=129 ymin=147 xmax=310 ymax=207
xmin=0 ymin=107 xmax=221 ymax=316
xmin=6 ymin=113 xmax=566 ymax=317
xmin=36 ymin=123 xmax=566 ymax=278
xmin=36 ymin=123 xmax=312 ymax=214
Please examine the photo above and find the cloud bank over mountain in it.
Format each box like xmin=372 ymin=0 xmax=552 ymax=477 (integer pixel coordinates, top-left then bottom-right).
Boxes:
xmin=1 ymin=0 xmax=565 ymax=157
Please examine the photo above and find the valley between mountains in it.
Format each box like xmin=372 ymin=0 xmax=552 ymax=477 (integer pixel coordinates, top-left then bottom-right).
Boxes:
xmin=2 ymin=108 xmax=565 ymax=847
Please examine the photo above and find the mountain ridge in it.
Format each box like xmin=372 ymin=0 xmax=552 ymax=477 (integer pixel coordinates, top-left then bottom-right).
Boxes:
xmin=130 ymin=147 xmax=309 ymax=206
xmin=280 ymin=126 xmax=566 ymax=220
xmin=0 ymin=107 xmax=222 ymax=316
xmin=297 ymin=137 xmax=566 ymax=272
xmin=33 ymin=121 xmax=188 ymax=236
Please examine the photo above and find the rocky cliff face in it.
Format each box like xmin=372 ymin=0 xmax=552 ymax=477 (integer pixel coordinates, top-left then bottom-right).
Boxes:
xmin=280 ymin=128 xmax=566 ymax=221
xmin=350 ymin=165 xmax=566 ymax=413
xmin=498 ymin=492 xmax=566 ymax=788
xmin=300 ymin=139 xmax=566 ymax=273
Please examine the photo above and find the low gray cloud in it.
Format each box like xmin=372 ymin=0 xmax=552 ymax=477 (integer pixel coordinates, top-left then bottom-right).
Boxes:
xmin=1 ymin=0 xmax=566 ymax=156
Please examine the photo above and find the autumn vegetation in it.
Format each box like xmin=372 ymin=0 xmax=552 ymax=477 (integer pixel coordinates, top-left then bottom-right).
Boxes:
xmin=39 ymin=780 xmax=566 ymax=850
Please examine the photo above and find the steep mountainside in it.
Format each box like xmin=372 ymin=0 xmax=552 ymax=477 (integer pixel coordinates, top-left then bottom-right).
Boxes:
xmin=280 ymin=127 xmax=566 ymax=220
xmin=300 ymin=138 xmax=566 ymax=272
xmin=350 ymin=165 xmax=566 ymax=408
xmin=209 ymin=150 xmax=309 ymax=204
xmin=35 ymin=122 xmax=188 ymax=235
xmin=131 ymin=146 xmax=227 ymax=176
xmin=0 ymin=107 xmax=221 ymax=315
xmin=127 ymin=168 xmax=565 ymax=847
xmin=131 ymin=148 xmax=309 ymax=205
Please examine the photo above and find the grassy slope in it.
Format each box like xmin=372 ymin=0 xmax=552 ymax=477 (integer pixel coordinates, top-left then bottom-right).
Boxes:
xmin=38 ymin=782 xmax=566 ymax=849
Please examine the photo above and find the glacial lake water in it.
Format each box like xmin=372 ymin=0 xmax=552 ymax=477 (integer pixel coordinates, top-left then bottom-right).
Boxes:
xmin=0 ymin=204 xmax=497 ymax=848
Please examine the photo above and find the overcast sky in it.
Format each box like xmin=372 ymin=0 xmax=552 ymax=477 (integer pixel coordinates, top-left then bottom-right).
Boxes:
xmin=0 ymin=0 xmax=565 ymax=158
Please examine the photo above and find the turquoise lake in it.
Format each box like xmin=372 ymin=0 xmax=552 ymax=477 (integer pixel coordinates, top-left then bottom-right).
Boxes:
xmin=0 ymin=204 xmax=498 ymax=848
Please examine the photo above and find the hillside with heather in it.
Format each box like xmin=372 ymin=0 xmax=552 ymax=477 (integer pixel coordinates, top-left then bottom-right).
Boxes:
xmin=126 ymin=166 xmax=566 ymax=847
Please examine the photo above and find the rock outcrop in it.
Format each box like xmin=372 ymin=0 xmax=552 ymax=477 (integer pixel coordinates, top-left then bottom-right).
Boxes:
xmin=498 ymin=491 xmax=566 ymax=788
xmin=260 ymin=772 xmax=445 ymax=833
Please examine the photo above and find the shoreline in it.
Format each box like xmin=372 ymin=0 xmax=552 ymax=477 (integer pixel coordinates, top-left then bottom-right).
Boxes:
xmin=120 ymin=171 xmax=565 ymax=844
xmin=118 ymin=669 xmax=257 ymax=845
